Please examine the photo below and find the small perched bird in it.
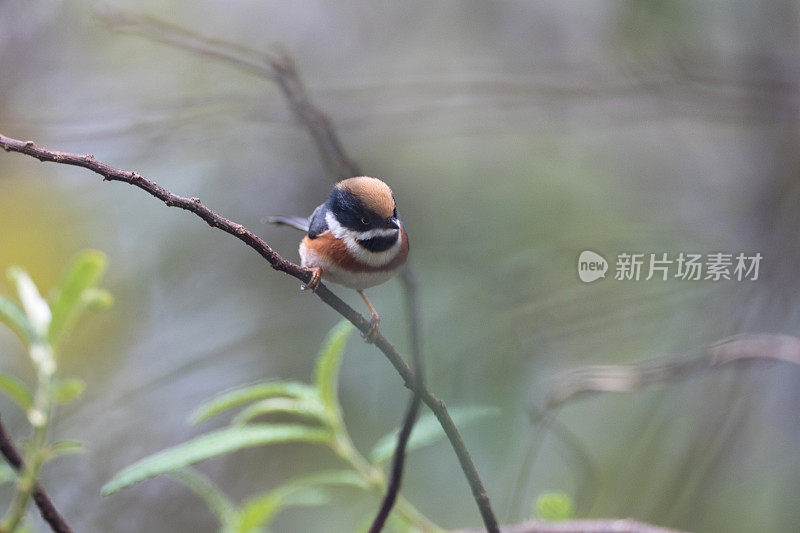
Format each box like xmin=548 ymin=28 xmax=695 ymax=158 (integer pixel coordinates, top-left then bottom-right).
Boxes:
xmin=268 ymin=176 xmax=409 ymax=342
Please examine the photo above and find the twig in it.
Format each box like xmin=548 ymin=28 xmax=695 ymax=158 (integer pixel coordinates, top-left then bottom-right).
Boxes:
xmin=541 ymin=333 xmax=800 ymax=412
xmin=451 ymin=518 xmax=689 ymax=533
xmin=0 ymin=414 xmax=72 ymax=533
xmin=0 ymin=133 xmax=500 ymax=532
xmin=368 ymin=269 xmax=425 ymax=532
xmin=95 ymin=9 xmax=361 ymax=179
xmin=508 ymin=333 xmax=800 ymax=523
xmin=369 ymin=392 xmax=421 ymax=533
xmin=97 ymin=11 xmax=466 ymax=530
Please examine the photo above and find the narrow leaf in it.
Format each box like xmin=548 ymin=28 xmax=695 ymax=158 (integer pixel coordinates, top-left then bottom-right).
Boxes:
xmin=370 ymin=406 xmax=499 ymax=464
xmin=231 ymin=398 xmax=327 ymax=426
xmin=52 ymin=378 xmax=86 ymax=405
xmin=236 ymin=470 xmax=365 ymax=533
xmin=279 ymin=488 xmax=331 ymax=507
xmin=0 ymin=373 xmax=34 ymax=411
xmin=189 ymin=381 xmax=317 ymax=425
xmin=313 ymin=321 xmax=354 ymax=417
xmin=47 ymin=440 xmax=84 ymax=459
xmin=102 ymin=424 xmax=332 ymax=495
xmin=48 ymin=250 xmax=107 ymax=343
xmin=167 ymin=468 xmax=237 ymax=528
xmin=236 ymin=489 xmax=331 ymax=533
xmin=235 ymin=492 xmax=282 ymax=533
xmin=277 ymin=470 xmax=367 ymax=491
xmin=81 ymin=288 xmax=114 ymax=310
xmin=7 ymin=267 xmax=51 ymax=339
xmin=0 ymin=296 xmax=34 ymax=345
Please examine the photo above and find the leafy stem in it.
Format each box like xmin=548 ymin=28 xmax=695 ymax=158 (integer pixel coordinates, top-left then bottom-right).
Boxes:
xmin=1 ymin=343 xmax=55 ymax=532
xmin=0 ymin=251 xmax=112 ymax=532
xmin=103 ymin=321 xmax=495 ymax=532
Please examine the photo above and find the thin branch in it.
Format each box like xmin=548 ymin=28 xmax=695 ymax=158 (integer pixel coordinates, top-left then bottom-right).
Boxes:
xmin=369 ymin=391 xmax=421 ymax=533
xmin=99 ymin=11 xmax=472 ymax=531
xmin=0 ymin=414 xmax=72 ymax=533
xmin=0 ymin=132 xmax=500 ymax=532
xmin=541 ymin=333 xmax=800 ymax=412
xmin=96 ymin=9 xmax=361 ymax=179
xmin=452 ymin=518 xmax=688 ymax=533
xmin=368 ymin=269 xmax=425 ymax=532
xmin=19 ymin=10 xmax=494 ymax=530
xmin=508 ymin=333 xmax=800 ymax=523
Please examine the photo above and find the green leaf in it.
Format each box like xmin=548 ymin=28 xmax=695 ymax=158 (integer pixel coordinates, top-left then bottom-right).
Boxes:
xmin=0 ymin=463 xmax=17 ymax=485
xmin=167 ymin=468 xmax=237 ymax=528
xmin=235 ymin=489 xmax=329 ymax=533
xmin=7 ymin=267 xmax=51 ymax=339
xmin=313 ymin=321 xmax=354 ymax=418
xmin=0 ymin=296 xmax=34 ymax=345
xmin=48 ymin=250 xmax=108 ymax=344
xmin=52 ymin=378 xmax=86 ymax=405
xmin=46 ymin=440 xmax=84 ymax=459
xmin=231 ymin=398 xmax=327 ymax=426
xmin=235 ymin=470 xmax=366 ymax=533
xmin=534 ymin=491 xmax=574 ymax=521
xmin=277 ymin=469 xmax=367 ymax=491
xmin=80 ymin=288 xmax=114 ymax=310
xmin=189 ymin=381 xmax=317 ymax=425
xmin=370 ymin=406 xmax=499 ymax=464
xmin=0 ymin=373 xmax=34 ymax=411
xmin=101 ymin=424 xmax=332 ymax=495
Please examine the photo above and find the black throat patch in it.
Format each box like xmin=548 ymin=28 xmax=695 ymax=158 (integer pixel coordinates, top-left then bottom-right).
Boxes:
xmin=357 ymin=234 xmax=398 ymax=252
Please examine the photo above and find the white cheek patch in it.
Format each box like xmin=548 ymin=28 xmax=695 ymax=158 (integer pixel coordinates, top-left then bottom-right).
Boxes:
xmin=325 ymin=211 xmax=401 ymax=267
xmin=357 ymin=227 xmax=399 ymax=239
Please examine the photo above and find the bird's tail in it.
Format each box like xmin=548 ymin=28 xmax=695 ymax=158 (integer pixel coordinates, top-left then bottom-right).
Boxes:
xmin=264 ymin=215 xmax=310 ymax=232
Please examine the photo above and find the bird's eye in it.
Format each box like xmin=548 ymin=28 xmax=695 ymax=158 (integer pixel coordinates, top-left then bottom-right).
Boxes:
xmin=360 ymin=216 xmax=371 ymax=226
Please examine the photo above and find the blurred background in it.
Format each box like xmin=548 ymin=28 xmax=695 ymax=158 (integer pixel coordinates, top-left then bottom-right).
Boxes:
xmin=1 ymin=1 xmax=800 ymax=531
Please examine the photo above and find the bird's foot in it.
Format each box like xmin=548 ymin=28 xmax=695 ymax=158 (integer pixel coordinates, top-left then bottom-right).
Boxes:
xmin=362 ymin=314 xmax=381 ymax=344
xmin=301 ymin=267 xmax=322 ymax=292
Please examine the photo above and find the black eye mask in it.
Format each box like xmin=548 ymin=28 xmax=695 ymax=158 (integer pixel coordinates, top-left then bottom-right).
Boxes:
xmin=327 ymin=188 xmax=384 ymax=231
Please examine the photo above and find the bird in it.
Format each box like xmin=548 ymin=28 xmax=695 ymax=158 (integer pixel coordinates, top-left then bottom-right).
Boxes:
xmin=267 ymin=176 xmax=409 ymax=343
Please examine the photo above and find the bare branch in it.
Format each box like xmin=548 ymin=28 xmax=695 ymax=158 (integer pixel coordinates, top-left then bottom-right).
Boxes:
xmin=368 ymin=268 xmax=425 ymax=532
xmin=507 ymin=334 xmax=800 ymax=524
xmin=96 ymin=9 xmax=361 ymax=179
xmin=0 ymin=414 xmax=72 ymax=533
xmin=0 ymin=132 xmax=500 ymax=532
xmin=542 ymin=334 xmax=800 ymax=411
xmin=96 ymin=11 xmax=480 ymax=531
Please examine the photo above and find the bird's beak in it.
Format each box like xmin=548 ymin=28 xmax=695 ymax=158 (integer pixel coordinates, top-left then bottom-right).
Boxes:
xmin=381 ymin=217 xmax=400 ymax=230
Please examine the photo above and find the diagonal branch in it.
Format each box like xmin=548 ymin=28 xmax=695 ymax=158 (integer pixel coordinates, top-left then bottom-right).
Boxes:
xmin=0 ymin=414 xmax=72 ymax=533
xmin=96 ymin=9 xmax=361 ymax=179
xmin=368 ymin=268 xmax=425 ymax=532
xmin=99 ymin=10 xmax=468 ymax=532
xmin=0 ymin=132 xmax=500 ymax=533
xmin=508 ymin=334 xmax=800 ymax=525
